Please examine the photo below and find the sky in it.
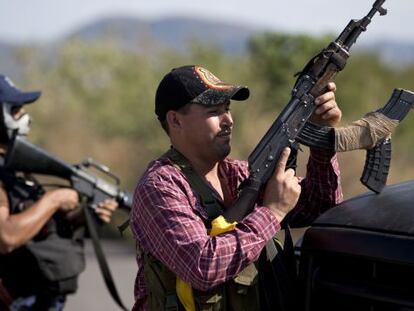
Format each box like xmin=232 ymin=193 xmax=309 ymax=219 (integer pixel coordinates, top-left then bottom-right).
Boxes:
xmin=0 ymin=0 xmax=412 ymax=44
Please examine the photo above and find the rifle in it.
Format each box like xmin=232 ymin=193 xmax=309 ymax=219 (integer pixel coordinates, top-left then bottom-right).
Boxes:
xmin=4 ymin=135 xmax=132 ymax=212
xmin=3 ymin=135 xmax=131 ymax=311
xmin=224 ymin=0 xmax=389 ymax=223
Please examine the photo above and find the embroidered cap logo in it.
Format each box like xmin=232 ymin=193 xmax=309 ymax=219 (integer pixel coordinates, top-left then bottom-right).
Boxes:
xmin=195 ymin=66 xmax=234 ymax=90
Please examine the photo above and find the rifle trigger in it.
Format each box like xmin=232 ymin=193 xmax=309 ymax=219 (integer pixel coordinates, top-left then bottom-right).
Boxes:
xmin=289 ymin=140 xmax=302 ymax=152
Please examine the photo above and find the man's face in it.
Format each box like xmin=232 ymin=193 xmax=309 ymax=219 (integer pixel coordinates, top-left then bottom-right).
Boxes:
xmin=2 ymin=104 xmax=31 ymax=138
xmin=9 ymin=106 xmax=27 ymax=121
xmin=178 ymin=101 xmax=233 ymax=162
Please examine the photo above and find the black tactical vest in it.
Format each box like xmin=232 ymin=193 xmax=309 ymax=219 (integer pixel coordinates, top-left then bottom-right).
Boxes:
xmin=0 ymin=164 xmax=85 ymax=299
xmin=142 ymin=149 xmax=261 ymax=311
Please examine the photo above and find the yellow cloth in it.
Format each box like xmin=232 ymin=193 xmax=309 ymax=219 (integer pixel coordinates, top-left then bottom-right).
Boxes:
xmin=176 ymin=215 xmax=237 ymax=311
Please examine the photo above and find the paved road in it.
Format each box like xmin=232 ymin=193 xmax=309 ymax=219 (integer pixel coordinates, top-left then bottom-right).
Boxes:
xmin=65 ymin=239 xmax=136 ymax=311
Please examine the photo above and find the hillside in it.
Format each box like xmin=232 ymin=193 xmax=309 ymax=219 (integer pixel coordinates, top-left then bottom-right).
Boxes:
xmin=0 ymin=16 xmax=413 ymax=80
xmin=65 ymin=16 xmax=258 ymax=54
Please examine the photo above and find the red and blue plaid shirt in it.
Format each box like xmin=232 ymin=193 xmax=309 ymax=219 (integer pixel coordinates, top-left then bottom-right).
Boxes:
xmin=130 ymin=149 xmax=342 ymax=310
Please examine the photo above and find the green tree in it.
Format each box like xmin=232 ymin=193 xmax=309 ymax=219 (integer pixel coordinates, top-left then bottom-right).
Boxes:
xmin=248 ymin=32 xmax=333 ymax=111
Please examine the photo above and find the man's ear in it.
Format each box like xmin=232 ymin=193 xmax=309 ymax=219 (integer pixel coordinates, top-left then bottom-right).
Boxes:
xmin=166 ymin=110 xmax=182 ymax=130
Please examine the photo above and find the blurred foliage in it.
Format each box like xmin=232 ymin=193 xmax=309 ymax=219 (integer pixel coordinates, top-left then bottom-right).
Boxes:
xmin=248 ymin=33 xmax=333 ymax=111
xmin=12 ymin=31 xmax=414 ymax=231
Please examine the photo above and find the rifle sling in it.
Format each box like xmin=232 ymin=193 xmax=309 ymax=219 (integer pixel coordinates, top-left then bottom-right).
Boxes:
xmin=118 ymin=148 xmax=225 ymax=235
xmin=83 ymin=206 xmax=129 ymax=311
xmin=163 ymin=148 xmax=223 ymax=221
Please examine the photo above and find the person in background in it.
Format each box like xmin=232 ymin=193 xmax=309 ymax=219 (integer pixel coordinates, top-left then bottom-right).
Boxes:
xmin=0 ymin=75 xmax=118 ymax=311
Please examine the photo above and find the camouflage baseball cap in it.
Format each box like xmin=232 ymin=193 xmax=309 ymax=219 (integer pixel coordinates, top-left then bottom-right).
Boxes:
xmin=155 ymin=65 xmax=249 ymax=121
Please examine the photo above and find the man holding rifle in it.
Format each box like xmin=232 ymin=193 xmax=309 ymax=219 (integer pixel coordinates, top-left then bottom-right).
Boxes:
xmin=0 ymin=75 xmax=118 ymax=310
xmin=130 ymin=65 xmax=343 ymax=311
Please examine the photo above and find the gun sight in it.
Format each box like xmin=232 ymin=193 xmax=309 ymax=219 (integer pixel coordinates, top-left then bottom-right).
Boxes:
xmin=372 ymin=0 xmax=387 ymax=16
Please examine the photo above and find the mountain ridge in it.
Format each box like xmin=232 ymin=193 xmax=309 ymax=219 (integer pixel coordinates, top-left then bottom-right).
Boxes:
xmin=0 ymin=16 xmax=412 ymax=79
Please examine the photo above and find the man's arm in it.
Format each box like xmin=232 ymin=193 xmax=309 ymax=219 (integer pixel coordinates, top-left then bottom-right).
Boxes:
xmin=288 ymin=149 xmax=342 ymax=227
xmin=0 ymin=187 xmax=78 ymax=254
xmin=131 ymin=167 xmax=280 ymax=291
xmin=288 ymin=82 xmax=343 ymax=227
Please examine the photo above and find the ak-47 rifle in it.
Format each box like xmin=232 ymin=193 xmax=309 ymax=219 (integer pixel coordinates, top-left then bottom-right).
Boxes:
xmin=224 ymin=0 xmax=393 ymax=224
xmin=220 ymin=2 xmax=414 ymax=310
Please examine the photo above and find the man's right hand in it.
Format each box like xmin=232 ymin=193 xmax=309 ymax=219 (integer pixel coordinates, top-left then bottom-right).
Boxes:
xmin=43 ymin=188 xmax=79 ymax=212
xmin=0 ymin=188 xmax=80 ymax=253
xmin=263 ymin=147 xmax=301 ymax=223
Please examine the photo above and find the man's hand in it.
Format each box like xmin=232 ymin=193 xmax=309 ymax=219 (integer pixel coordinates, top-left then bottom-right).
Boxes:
xmin=263 ymin=148 xmax=301 ymax=223
xmin=95 ymin=199 xmax=118 ymax=223
xmin=44 ymin=188 xmax=79 ymax=212
xmin=311 ymin=82 xmax=342 ymax=127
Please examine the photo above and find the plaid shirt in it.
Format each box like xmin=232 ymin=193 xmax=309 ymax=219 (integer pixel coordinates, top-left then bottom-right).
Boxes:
xmin=130 ymin=149 xmax=342 ymax=310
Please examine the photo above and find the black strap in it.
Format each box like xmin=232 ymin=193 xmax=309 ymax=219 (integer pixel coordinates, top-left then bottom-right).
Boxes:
xmin=164 ymin=148 xmax=223 ymax=220
xmin=117 ymin=218 xmax=130 ymax=235
xmin=258 ymin=238 xmax=297 ymax=311
xmin=83 ymin=206 xmax=129 ymax=311
xmin=282 ymin=224 xmax=297 ymax=281
xmin=118 ymin=148 xmax=223 ymax=234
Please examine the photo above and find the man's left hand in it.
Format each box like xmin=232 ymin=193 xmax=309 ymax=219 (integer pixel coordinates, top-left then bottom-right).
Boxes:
xmin=95 ymin=199 xmax=118 ymax=223
xmin=311 ymin=82 xmax=342 ymax=127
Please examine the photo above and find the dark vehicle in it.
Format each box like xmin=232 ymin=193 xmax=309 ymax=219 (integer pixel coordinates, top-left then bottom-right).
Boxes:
xmin=298 ymin=180 xmax=414 ymax=311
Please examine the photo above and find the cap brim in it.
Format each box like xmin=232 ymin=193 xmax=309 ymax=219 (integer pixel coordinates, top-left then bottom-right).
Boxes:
xmin=1 ymin=91 xmax=41 ymax=106
xmin=230 ymin=86 xmax=250 ymax=101
xmin=191 ymin=85 xmax=250 ymax=106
